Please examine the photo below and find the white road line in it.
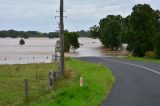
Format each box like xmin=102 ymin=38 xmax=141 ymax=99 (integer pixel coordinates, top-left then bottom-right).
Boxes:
xmin=99 ymin=57 xmax=160 ymax=75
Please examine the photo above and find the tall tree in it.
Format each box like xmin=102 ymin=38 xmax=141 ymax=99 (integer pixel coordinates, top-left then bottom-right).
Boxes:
xmin=64 ymin=32 xmax=70 ymax=52
xmin=64 ymin=32 xmax=80 ymax=52
xmin=90 ymin=25 xmax=100 ymax=39
xmin=70 ymin=32 xmax=80 ymax=50
xmin=127 ymin=4 xmax=157 ymax=57
xmin=99 ymin=15 xmax=123 ymax=50
xmin=154 ymin=10 xmax=160 ymax=58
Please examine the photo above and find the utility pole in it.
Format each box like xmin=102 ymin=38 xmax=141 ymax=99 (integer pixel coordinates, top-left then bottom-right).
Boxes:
xmin=59 ymin=0 xmax=64 ymax=75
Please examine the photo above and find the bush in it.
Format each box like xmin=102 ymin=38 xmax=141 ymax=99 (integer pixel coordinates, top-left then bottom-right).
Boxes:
xmin=64 ymin=32 xmax=80 ymax=52
xmin=19 ymin=39 xmax=25 ymax=45
xmin=145 ymin=51 xmax=155 ymax=58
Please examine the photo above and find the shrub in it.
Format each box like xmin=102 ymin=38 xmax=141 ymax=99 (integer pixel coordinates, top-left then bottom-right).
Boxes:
xmin=145 ymin=51 xmax=155 ymax=58
xmin=19 ymin=39 xmax=25 ymax=45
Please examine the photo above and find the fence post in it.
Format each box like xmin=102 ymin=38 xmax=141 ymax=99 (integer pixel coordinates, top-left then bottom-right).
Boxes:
xmin=24 ymin=79 xmax=29 ymax=102
xmin=49 ymin=71 xmax=54 ymax=89
xmin=52 ymin=55 xmax=54 ymax=62
xmin=55 ymin=52 xmax=57 ymax=62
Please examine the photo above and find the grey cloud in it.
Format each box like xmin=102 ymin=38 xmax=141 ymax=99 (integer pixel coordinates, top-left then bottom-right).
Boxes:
xmin=0 ymin=0 xmax=159 ymax=32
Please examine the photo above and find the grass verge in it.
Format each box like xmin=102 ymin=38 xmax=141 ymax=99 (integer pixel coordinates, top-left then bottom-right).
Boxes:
xmin=0 ymin=58 xmax=115 ymax=106
xmin=126 ymin=56 xmax=160 ymax=63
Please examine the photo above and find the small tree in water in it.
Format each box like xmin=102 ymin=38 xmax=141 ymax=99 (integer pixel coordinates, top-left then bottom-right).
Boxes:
xmin=19 ymin=39 xmax=25 ymax=45
xmin=64 ymin=32 xmax=80 ymax=52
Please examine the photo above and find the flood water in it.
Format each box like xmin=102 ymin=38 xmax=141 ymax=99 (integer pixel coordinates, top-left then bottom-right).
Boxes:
xmin=0 ymin=38 xmax=126 ymax=64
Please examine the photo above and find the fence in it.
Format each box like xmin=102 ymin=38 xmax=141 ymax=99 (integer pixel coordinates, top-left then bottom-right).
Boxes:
xmin=0 ymin=55 xmax=60 ymax=105
xmin=0 ymin=55 xmax=62 ymax=106
xmin=0 ymin=55 xmax=60 ymax=64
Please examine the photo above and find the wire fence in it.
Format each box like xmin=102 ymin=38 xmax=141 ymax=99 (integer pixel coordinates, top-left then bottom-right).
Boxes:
xmin=0 ymin=55 xmax=60 ymax=64
xmin=0 ymin=56 xmax=60 ymax=106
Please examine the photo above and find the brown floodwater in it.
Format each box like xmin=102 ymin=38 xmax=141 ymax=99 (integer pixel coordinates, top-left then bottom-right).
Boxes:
xmin=0 ymin=38 xmax=127 ymax=64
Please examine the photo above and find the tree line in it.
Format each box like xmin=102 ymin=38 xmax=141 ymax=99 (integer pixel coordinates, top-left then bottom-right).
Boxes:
xmin=0 ymin=30 xmax=62 ymax=38
xmin=0 ymin=29 xmax=80 ymax=52
xmin=90 ymin=4 xmax=160 ymax=58
xmin=0 ymin=30 xmax=90 ymax=38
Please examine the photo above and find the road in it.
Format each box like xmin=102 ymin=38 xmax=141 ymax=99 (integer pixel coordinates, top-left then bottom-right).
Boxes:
xmin=78 ymin=57 xmax=160 ymax=106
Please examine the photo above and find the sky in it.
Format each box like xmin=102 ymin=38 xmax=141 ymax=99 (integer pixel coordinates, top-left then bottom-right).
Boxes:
xmin=0 ymin=0 xmax=160 ymax=32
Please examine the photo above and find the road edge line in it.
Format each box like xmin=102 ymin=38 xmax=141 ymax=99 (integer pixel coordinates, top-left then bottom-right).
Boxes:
xmin=99 ymin=57 xmax=160 ymax=75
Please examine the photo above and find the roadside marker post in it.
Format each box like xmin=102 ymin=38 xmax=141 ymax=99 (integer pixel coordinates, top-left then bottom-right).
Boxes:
xmin=52 ymin=55 xmax=54 ymax=62
xmin=99 ymin=62 xmax=101 ymax=67
xmin=80 ymin=77 xmax=83 ymax=87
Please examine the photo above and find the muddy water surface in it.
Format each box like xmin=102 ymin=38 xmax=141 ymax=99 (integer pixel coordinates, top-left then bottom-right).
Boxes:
xmin=0 ymin=38 xmax=109 ymax=64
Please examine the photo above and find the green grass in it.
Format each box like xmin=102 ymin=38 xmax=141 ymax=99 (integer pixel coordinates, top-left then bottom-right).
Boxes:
xmin=0 ymin=62 xmax=59 ymax=106
xmin=0 ymin=58 xmax=115 ymax=106
xmin=126 ymin=56 xmax=160 ymax=63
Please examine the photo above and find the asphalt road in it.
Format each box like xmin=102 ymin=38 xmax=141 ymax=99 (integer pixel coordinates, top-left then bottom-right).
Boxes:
xmin=78 ymin=57 xmax=160 ymax=106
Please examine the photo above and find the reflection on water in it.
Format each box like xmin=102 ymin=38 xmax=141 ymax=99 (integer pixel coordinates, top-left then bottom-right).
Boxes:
xmin=0 ymin=38 xmax=127 ymax=64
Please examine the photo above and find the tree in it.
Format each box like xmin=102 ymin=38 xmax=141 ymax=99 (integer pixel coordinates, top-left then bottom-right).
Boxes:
xmin=99 ymin=15 xmax=123 ymax=50
xmin=154 ymin=10 xmax=160 ymax=58
xmin=64 ymin=32 xmax=80 ymax=52
xmin=48 ymin=32 xmax=59 ymax=38
xmin=64 ymin=32 xmax=70 ymax=52
xmin=126 ymin=4 xmax=157 ymax=57
xmin=48 ymin=32 xmax=54 ymax=38
xmin=76 ymin=30 xmax=91 ymax=37
xmin=8 ymin=30 xmax=18 ymax=38
xmin=0 ymin=30 xmax=8 ymax=38
xmin=154 ymin=32 xmax=160 ymax=58
xmin=19 ymin=39 xmax=25 ymax=45
xmin=70 ymin=32 xmax=80 ymax=50
xmin=90 ymin=25 xmax=100 ymax=39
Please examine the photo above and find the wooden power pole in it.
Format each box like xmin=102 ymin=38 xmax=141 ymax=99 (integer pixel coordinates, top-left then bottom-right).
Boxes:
xmin=59 ymin=0 xmax=64 ymax=75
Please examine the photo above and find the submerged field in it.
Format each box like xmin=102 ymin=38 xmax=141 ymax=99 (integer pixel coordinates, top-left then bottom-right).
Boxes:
xmin=0 ymin=58 xmax=115 ymax=106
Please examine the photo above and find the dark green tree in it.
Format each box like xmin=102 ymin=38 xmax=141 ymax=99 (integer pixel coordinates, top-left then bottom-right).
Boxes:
xmin=99 ymin=15 xmax=123 ymax=50
xmin=8 ymin=30 xmax=18 ymax=38
xmin=154 ymin=10 xmax=160 ymax=58
xmin=64 ymin=32 xmax=70 ymax=52
xmin=90 ymin=25 xmax=100 ymax=39
xmin=0 ymin=30 xmax=8 ymax=38
xmin=70 ymin=32 xmax=80 ymax=50
xmin=76 ymin=30 xmax=91 ymax=37
xmin=19 ymin=39 xmax=25 ymax=45
xmin=64 ymin=32 xmax=80 ymax=52
xmin=127 ymin=4 xmax=157 ymax=57
xmin=154 ymin=32 xmax=160 ymax=58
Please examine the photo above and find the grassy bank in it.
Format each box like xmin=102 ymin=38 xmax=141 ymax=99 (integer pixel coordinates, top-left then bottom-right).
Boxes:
xmin=0 ymin=58 xmax=115 ymax=106
xmin=127 ymin=56 xmax=160 ymax=63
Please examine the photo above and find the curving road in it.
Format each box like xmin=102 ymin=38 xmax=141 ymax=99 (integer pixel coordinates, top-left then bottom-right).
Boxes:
xmin=78 ymin=57 xmax=160 ymax=106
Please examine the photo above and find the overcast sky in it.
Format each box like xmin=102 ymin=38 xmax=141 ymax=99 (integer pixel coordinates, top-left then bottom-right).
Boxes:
xmin=0 ymin=0 xmax=159 ymax=32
